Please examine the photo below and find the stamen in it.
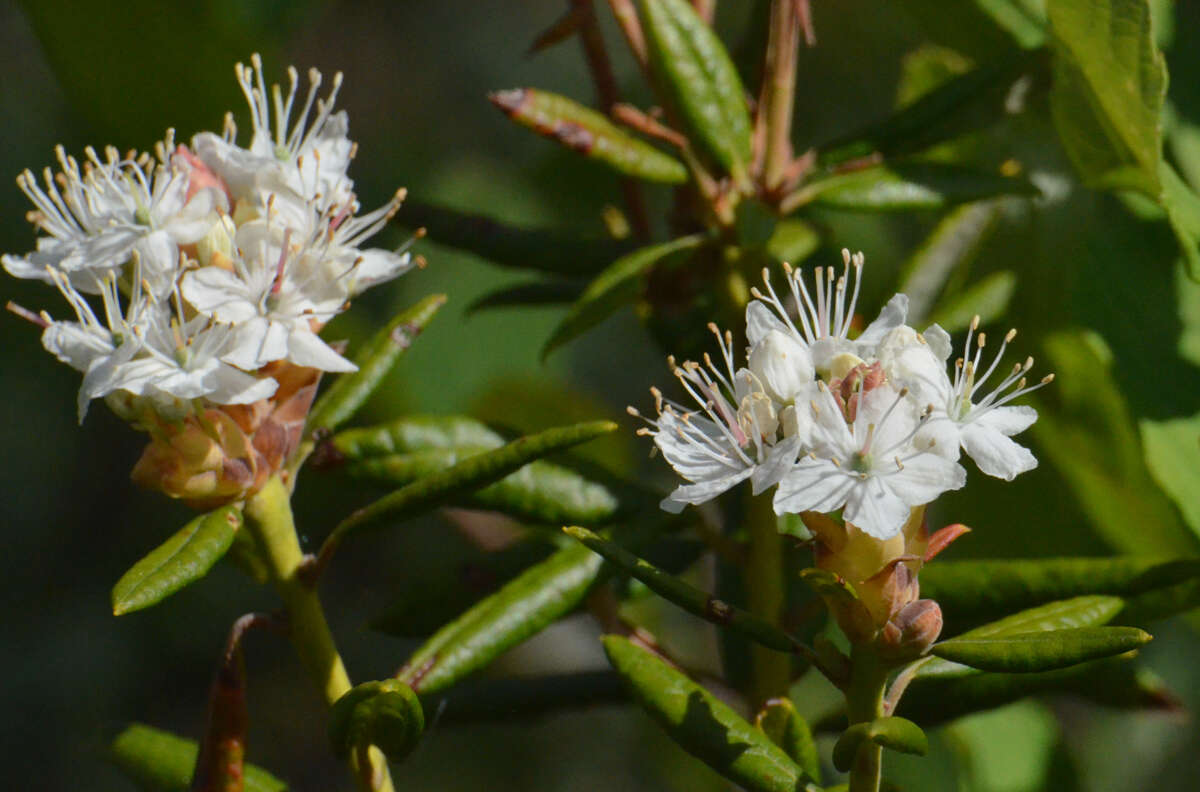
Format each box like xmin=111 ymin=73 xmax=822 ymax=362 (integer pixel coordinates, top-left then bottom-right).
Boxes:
xmin=6 ymin=301 xmax=50 ymax=328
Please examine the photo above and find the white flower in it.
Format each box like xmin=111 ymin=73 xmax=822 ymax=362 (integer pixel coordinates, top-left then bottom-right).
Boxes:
xmin=3 ymin=140 xmax=222 ymax=296
xmin=747 ymin=249 xmax=908 ymax=375
xmin=774 ymin=382 xmax=966 ymax=539
xmin=630 ymin=324 xmax=803 ymax=513
xmin=886 ymin=316 xmax=1052 ymax=481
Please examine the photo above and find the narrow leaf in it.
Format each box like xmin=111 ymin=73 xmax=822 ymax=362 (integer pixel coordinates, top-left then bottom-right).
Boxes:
xmin=795 ymin=162 xmax=1037 ymax=213
xmin=920 ymin=556 xmax=1200 ymax=634
xmin=822 ymin=51 xmax=1044 ymax=165
xmin=898 ymin=201 xmax=1004 ymax=325
xmin=930 ymin=626 xmax=1152 ymax=673
xmin=108 ymin=723 xmax=286 ymax=792
xmin=328 ymin=680 xmax=424 ymax=762
xmin=639 ymin=0 xmax=753 ymax=175
xmin=397 ymin=543 xmax=605 ymax=695
xmin=755 ymin=698 xmax=821 ymax=783
xmin=924 ymin=270 xmax=1017 ymax=333
xmin=603 ymin=635 xmax=818 ymax=792
xmin=112 ymin=506 xmax=242 ymax=616
xmin=566 ymin=526 xmax=797 ymax=651
xmin=542 ymin=234 xmax=706 ymax=359
xmin=326 ymin=414 xmax=505 ymax=461
xmin=1161 ymin=161 xmax=1200 ymax=280
xmin=832 ymin=717 xmax=928 ymax=772
xmin=346 ymin=449 xmax=622 ymax=526
xmin=325 ymin=421 xmax=618 ymax=548
xmin=919 ymin=595 xmax=1127 ymax=678
xmin=468 ymin=280 xmax=584 ymax=314
xmin=306 ymin=294 xmax=446 ymax=434
xmin=490 ymin=88 xmax=688 ymax=184
xmin=392 ymin=203 xmax=634 ymax=277
xmin=1047 ymin=0 xmax=1166 ymax=196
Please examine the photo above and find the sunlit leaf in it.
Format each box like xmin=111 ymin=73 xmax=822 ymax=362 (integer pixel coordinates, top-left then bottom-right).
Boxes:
xmin=898 ymin=201 xmax=1005 ymax=325
xmin=930 ymin=626 xmax=1151 ymax=672
xmin=924 ymin=270 xmax=1017 ymax=333
xmin=832 ymin=717 xmax=927 ymax=772
xmin=794 ymin=162 xmax=1037 ymax=213
xmin=755 ymin=698 xmax=821 ymax=783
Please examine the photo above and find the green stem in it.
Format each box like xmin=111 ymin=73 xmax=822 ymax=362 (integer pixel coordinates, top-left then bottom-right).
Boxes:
xmin=243 ymin=477 xmax=395 ymax=792
xmin=845 ymin=646 xmax=890 ymax=792
xmin=744 ymin=491 xmax=790 ymax=708
xmin=759 ymin=0 xmax=800 ymax=192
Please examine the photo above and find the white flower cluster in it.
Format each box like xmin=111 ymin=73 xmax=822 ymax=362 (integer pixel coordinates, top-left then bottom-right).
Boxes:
xmin=631 ymin=251 xmax=1052 ymax=540
xmin=4 ymin=55 xmax=416 ymax=423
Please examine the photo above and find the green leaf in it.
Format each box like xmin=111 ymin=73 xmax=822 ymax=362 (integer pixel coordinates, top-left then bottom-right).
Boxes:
xmin=920 ymin=595 xmax=1126 ymax=678
xmin=565 ymin=526 xmax=797 ymax=651
xmin=327 ymin=414 xmax=506 ymax=460
xmin=755 ymin=699 xmax=822 ymax=783
xmin=345 ymin=449 xmax=623 ymax=526
xmin=306 ymin=294 xmax=446 ymax=435
xmin=1047 ymin=0 xmax=1166 ymax=196
xmin=397 ymin=543 xmax=604 ymax=695
xmin=639 ymin=0 xmax=752 ymax=177
xmin=822 ymin=51 xmax=1044 ymax=165
xmin=765 ymin=219 xmax=822 ymax=265
xmin=1032 ymin=330 xmax=1198 ymax=556
xmin=467 ymin=280 xmax=584 ymax=314
xmin=796 ymin=162 xmax=1037 ymax=213
xmin=325 ymin=420 xmax=617 ymax=548
xmin=898 ymin=201 xmax=1005 ymax=325
xmin=924 ymin=270 xmax=1017 ymax=333
xmin=919 ymin=556 xmax=1200 ymax=633
xmin=392 ymin=202 xmax=635 ymax=277
xmin=897 ymin=655 xmax=1178 ymax=728
xmin=1160 ymin=161 xmax=1200 ymax=279
xmin=832 ymin=717 xmax=928 ymax=772
xmin=602 ymin=635 xmax=818 ymax=792
xmin=541 ymin=234 xmax=707 ymax=359
xmin=489 ymin=88 xmax=688 ymax=183
xmin=328 ymin=680 xmax=424 ymax=762
xmin=108 ymin=723 xmax=286 ymax=792
xmin=111 ymin=505 xmax=242 ymax=616
xmin=930 ymin=626 xmax=1152 ymax=672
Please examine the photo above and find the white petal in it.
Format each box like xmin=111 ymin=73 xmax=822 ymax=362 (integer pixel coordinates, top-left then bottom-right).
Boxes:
xmin=662 ymin=467 xmax=755 ymax=512
xmin=887 ymin=453 xmax=967 ymax=505
xmin=971 ymin=404 xmax=1038 ymax=436
xmin=286 ymin=328 xmax=357 ymax=372
xmin=164 ymin=188 xmax=220 ymax=242
xmin=961 ymin=421 xmax=1037 ymax=480
xmin=41 ymin=323 xmax=111 ymax=372
xmin=351 ymin=249 xmax=414 ymax=293
xmin=843 ymin=476 xmax=913 ymax=539
xmin=748 ymin=330 xmax=814 ymax=403
xmin=746 ymin=300 xmax=790 ymax=345
xmin=773 ymin=460 xmax=856 ymax=515
xmin=751 ymin=436 xmax=802 ymax=495
xmin=223 ymin=317 xmax=289 ymax=370
xmin=181 ymin=267 xmax=259 ymax=322
xmin=923 ymin=324 xmax=953 ymax=361
xmin=655 ymin=413 xmax=745 ymax=483
xmin=913 ymin=415 xmax=963 ymax=461
xmin=206 ymin=366 xmax=279 ymax=404
xmin=855 ymin=293 xmax=909 ymax=349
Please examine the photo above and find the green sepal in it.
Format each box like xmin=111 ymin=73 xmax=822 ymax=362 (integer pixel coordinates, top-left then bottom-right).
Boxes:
xmin=327 ymin=414 xmax=505 ymax=460
xmin=919 ymin=595 xmax=1125 ymax=679
xmin=832 ymin=716 xmax=928 ymax=772
xmin=393 ymin=202 xmax=634 ymax=277
xmin=799 ymin=568 xmax=875 ymax=643
xmin=919 ymin=557 xmax=1200 ymax=635
xmin=566 ymin=526 xmax=797 ymax=651
xmin=111 ymin=505 xmax=242 ymax=616
xmin=924 ymin=270 xmax=1016 ymax=333
xmin=821 ymin=50 xmax=1044 ymax=165
xmin=327 ymin=420 xmax=617 ymax=544
xmin=306 ymin=294 xmax=446 ymax=435
xmin=489 ymin=88 xmax=688 ymax=184
xmin=930 ymin=626 xmax=1151 ymax=673
xmin=798 ymin=162 xmax=1038 ymax=212
xmin=1047 ymin=0 xmax=1165 ymax=197
xmin=638 ymin=0 xmax=752 ymax=177
xmin=328 ymin=679 xmax=424 ymax=762
xmin=541 ymin=234 xmax=707 ymax=359
xmin=345 ymin=449 xmax=622 ymax=527
xmin=397 ymin=543 xmax=605 ymax=695
xmin=108 ymin=723 xmax=286 ymax=792
xmin=755 ymin=698 xmax=822 ymax=783
xmin=602 ymin=635 xmax=819 ymax=792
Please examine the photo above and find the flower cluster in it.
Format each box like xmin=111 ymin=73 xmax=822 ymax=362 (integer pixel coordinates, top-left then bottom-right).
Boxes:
xmin=4 ymin=54 xmax=414 ymax=424
xmin=631 ymin=251 xmax=1052 ymax=540
xmin=4 ymin=56 xmax=417 ymax=505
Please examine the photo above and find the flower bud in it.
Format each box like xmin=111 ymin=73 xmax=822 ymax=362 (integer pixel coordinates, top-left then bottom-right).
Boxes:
xmin=879 ymin=599 xmax=943 ymax=660
xmin=748 ymin=329 xmax=813 ymax=404
xmin=131 ymin=409 xmax=263 ymax=509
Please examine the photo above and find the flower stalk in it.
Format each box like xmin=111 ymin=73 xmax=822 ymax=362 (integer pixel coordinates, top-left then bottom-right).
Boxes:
xmin=744 ymin=489 xmax=791 ymax=707
xmin=844 ymin=645 xmax=891 ymax=792
xmin=757 ymin=0 xmax=801 ymax=192
xmin=243 ymin=476 xmax=394 ymax=792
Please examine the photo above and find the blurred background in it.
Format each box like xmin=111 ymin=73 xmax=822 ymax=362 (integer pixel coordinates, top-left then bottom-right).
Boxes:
xmin=2 ymin=1 xmax=1199 ymax=789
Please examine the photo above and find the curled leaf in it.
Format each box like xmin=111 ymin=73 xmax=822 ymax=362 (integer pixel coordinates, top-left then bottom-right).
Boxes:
xmin=832 ymin=716 xmax=928 ymax=772
xmin=329 ymin=680 xmax=424 ymax=762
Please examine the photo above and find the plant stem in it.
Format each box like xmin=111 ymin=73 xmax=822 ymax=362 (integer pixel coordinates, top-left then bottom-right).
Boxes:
xmin=845 ymin=646 xmax=891 ymax=792
xmin=744 ymin=490 xmax=790 ymax=708
xmin=758 ymin=0 xmax=800 ymax=192
xmin=243 ymin=477 xmax=395 ymax=792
